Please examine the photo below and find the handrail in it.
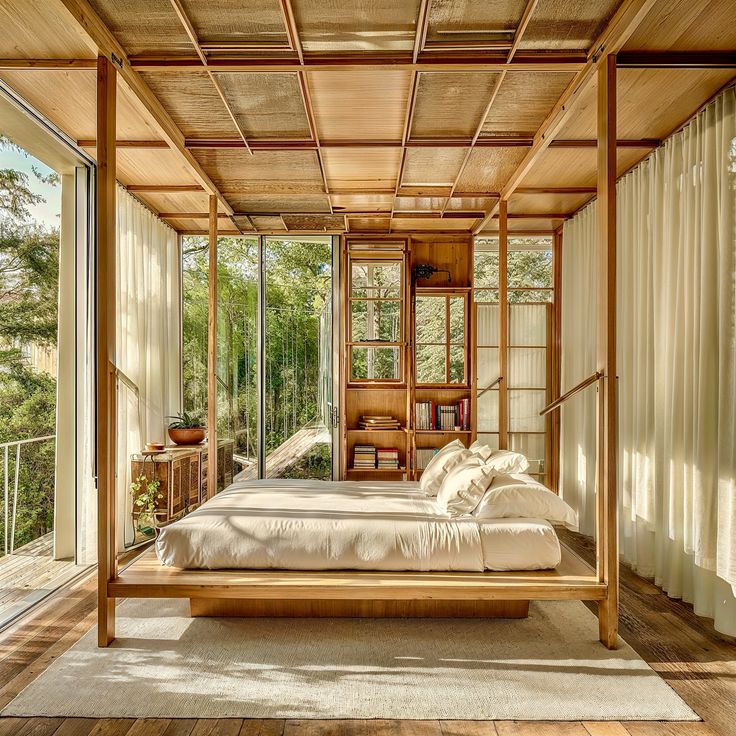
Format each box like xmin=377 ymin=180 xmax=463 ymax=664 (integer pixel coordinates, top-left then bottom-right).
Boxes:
xmin=477 ymin=375 xmax=502 ymax=399
xmin=539 ymin=371 xmax=602 ymax=417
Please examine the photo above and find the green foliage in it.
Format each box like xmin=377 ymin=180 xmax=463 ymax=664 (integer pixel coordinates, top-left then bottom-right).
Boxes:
xmin=167 ymin=410 xmax=205 ymax=429
xmin=130 ymin=474 xmax=163 ymax=517
xmin=0 ymin=137 xmax=59 ymax=554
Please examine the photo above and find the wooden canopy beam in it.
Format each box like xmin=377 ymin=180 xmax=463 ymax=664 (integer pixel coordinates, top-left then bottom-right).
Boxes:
xmin=473 ymin=0 xmax=658 ymax=234
xmin=127 ymin=184 xmax=205 ymax=192
xmin=0 ymin=58 xmax=97 ymax=69
xmin=515 ymin=186 xmax=597 ymax=194
xmin=57 ymin=0 xmax=234 ymax=215
xmin=616 ymin=51 xmax=736 ymax=68
xmin=127 ymin=51 xmax=587 ymax=72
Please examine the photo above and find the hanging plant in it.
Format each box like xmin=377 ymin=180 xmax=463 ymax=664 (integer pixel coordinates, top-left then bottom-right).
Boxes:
xmin=130 ymin=474 xmax=163 ymax=523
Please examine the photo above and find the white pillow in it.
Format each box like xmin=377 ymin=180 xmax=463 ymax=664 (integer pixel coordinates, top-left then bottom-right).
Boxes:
xmin=437 ymin=439 xmax=464 ymax=455
xmin=485 ymin=449 xmax=530 ymax=474
xmin=469 ymin=440 xmax=494 ymax=461
xmin=437 ymin=457 xmax=496 ymax=517
xmin=472 ymin=473 xmax=578 ymax=528
xmin=419 ymin=447 xmax=473 ymax=496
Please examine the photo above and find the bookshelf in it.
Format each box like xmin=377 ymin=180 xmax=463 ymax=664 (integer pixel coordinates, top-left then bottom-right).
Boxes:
xmin=341 ymin=233 xmax=476 ymax=480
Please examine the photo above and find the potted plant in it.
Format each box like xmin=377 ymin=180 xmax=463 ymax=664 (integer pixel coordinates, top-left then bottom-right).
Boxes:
xmin=167 ymin=411 xmax=206 ymax=446
xmin=130 ymin=473 xmax=163 ymax=537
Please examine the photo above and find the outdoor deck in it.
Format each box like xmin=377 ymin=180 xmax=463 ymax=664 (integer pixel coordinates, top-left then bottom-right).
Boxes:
xmin=0 ymin=533 xmax=83 ymax=628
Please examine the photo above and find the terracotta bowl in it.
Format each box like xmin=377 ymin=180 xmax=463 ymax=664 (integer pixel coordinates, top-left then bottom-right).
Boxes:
xmin=168 ymin=427 xmax=206 ymax=446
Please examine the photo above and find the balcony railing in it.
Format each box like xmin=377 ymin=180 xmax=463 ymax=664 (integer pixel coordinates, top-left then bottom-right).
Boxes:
xmin=1 ymin=434 xmax=55 ymax=556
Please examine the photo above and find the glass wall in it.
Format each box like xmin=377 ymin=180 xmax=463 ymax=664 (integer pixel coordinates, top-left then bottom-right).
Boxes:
xmin=474 ymin=236 xmax=554 ymax=480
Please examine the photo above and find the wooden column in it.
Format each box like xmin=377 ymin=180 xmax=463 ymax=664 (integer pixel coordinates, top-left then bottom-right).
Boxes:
xmin=498 ymin=199 xmax=509 ymax=449
xmin=96 ymin=55 xmax=117 ymax=647
xmin=550 ymin=227 xmax=563 ymax=491
xmin=596 ymin=54 xmax=619 ymax=649
xmin=207 ymin=195 xmax=218 ymax=498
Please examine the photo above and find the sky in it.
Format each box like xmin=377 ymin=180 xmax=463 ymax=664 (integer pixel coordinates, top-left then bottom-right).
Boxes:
xmin=0 ymin=144 xmax=61 ymax=229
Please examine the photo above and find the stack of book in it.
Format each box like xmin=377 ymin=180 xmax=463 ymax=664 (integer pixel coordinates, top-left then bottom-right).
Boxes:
xmin=415 ymin=400 xmax=471 ymax=430
xmin=376 ymin=448 xmax=400 ymax=470
xmin=358 ymin=415 xmax=401 ymax=430
xmin=416 ymin=447 xmax=439 ymax=470
xmin=353 ymin=444 xmax=377 ymax=469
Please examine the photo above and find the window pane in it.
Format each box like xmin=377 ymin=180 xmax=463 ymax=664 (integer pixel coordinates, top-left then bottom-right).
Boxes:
xmin=449 ymin=297 xmax=464 ymax=342
xmin=476 ymin=433 xmax=499 ymax=451
xmin=416 ymin=344 xmax=446 ymax=383
xmin=507 ymin=245 xmax=552 ymax=289
xmin=351 ymin=262 xmax=401 ymax=298
xmin=474 ymin=246 xmax=499 ymax=289
xmin=509 ymin=433 xmax=546 ymax=475
xmin=510 ymin=303 xmax=548 ymax=345
xmin=476 ymin=347 xmax=499 ymax=386
xmin=476 ymin=303 xmax=499 ymax=346
xmin=508 ymin=289 xmax=553 ymax=303
xmin=508 ymin=389 xmax=546 ymax=432
xmin=415 ymin=295 xmax=445 ymax=343
xmin=474 ymin=288 xmax=499 ymax=303
xmin=351 ymin=299 xmax=401 ymax=342
xmin=351 ymin=346 xmax=401 ymax=380
xmin=477 ymin=389 xmax=499 ymax=432
xmin=449 ymin=345 xmax=465 ymax=383
xmin=509 ymin=347 xmax=546 ymax=387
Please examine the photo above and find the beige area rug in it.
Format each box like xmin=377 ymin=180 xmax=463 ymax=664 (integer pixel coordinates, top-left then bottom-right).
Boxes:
xmin=3 ymin=598 xmax=697 ymax=721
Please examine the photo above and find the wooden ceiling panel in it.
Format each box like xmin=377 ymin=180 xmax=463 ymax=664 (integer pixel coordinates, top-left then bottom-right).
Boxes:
xmin=138 ymin=71 xmax=239 ymax=138
xmin=481 ymin=72 xmax=576 ymax=138
xmin=348 ymin=217 xmax=391 ymax=233
xmin=331 ymin=193 xmax=393 ymax=213
xmin=624 ymin=0 xmax=736 ymax=51
xmin=394 ymin=196 xmax=449 ymax=212
xmin=518 ymin=147 xmax=651 ymax=189
xmin=129 ymin=190 xmax=215 ymax=215
xmin=192 ymin=149 xmax=324 ymax=193
xmin=557 ymin=68 xmax=736 ymax=141
xmin=0 ymin=70 xmax=164 ymax=142
xmin=446 ymin=196 xmax=497 ymax=213
xmin=227 ymin=194 xmax=331 ymax=214
xmin=0 ymin=0 xmax=95 ymax=58
xmin=426 ymin=0 xmax=525 ymax=44
xmin=280 ymin=214 xmax=345 ymax=231
xmin=116 ymin=148 xmax=201 ymax=186
xmin=519 ymin=0 xmax=620 ymax=51
xmin=411 ymin=72 xmax=503 ymax=138
xmin=454 ymin=147 xmax=529 ymax=193
xmin=402 ymin=147 xmax=469 ymax=186
xmin=508 ymin=191 xmax=594 ymax=215
xmin=250 ymin=215 xmax=287 ymax=231
xmin=214 ymin=73 xmax=311 ymax=138
xmin=391 ymin=217 xmax=477 ymax=231
xmin=482 ymin=216 xmax=565 ymax=232
xmin=181 ymin=0 xmax=288 ymax=46
xmin=322 ymin=147 xmax=402 ymax=191
xmin=307 ymin=70 xmax=411 ymax=141
xmin=86 ymin=0 xmax=192 ymax=55
xmin=166 ymin=216 xmax=239 ymax=233
xmin=292 ymin=0 xmax=421 ymax=51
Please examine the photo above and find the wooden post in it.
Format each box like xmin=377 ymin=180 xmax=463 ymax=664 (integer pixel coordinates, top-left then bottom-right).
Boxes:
xmin=596 ymin=54 xmax=619 ymax=649
xmin=550 ymin=228 xmax=563 ymax=491
xmin=498 ymin=199 xmax=509 ymax=449
xmin=207 ymin=195 xmax=218 ymax=498
xmin=96 ymin=55 xmax=117 ymax=647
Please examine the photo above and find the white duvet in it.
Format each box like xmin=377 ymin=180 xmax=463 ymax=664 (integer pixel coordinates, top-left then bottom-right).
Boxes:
xmin=155 ymin=479 xmax=561 ymax=571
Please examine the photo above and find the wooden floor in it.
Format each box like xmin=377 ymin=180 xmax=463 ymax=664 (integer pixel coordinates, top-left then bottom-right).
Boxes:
xmin=0 ymin=530 xmax=734 ymax=736
xmin=0 ymin=533 xmax=84 ymax=628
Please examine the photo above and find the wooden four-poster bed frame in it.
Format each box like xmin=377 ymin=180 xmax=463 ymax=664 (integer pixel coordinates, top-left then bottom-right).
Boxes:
xmin=93 ymin=17 xmax=624 ymax=650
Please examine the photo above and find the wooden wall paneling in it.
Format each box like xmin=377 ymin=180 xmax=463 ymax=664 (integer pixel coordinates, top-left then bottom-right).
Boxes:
xmin=498 ymin=201 xmax=509 ymax=449
xmin=96 ymin=54 xmax=117 ymax=647
xmin=551 ymin=228 xmax=563 ymax=492
xmin=596 ymin=55 xmax=619 ymax=650
xmin=207 ymin=195 xmax=218 ymax=501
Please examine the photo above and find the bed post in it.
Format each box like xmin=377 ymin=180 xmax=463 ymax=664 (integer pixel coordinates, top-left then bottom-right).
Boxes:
xmin=596 ymin=53 xmax=619 ymax=649
xmin=207 ymin=195 xmax=218 ymax=499
xmin=498 ymin=199 xmax=509 ymax=450
xmin=96 ymin=54 xmax=117 ymax=647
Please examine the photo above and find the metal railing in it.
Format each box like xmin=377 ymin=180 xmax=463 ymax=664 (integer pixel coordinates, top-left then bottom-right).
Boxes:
xmin=477 ymin=375 xmax=503 ymax=399
xmin=2 ymin=434 xmax=56 ymax=556
xmin=539 ymin=371 xmax=602 ymax=417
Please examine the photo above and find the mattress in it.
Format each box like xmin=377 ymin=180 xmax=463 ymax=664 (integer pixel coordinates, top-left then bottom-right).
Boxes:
xmin=155 ymin=479 xmax=561 ymax=572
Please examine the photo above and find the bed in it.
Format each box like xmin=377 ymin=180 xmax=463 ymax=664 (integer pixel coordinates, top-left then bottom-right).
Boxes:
xmin=155 ymin=478 xmax=562 ymax=572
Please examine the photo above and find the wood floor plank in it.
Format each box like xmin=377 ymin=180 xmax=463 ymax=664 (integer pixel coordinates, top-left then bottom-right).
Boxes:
xmin=50 ymin=719 xmax=99 ymax=736
xmin=583 ymin=724 xmax=631 ymax=736
xmin=0 ymin=717 xmax=29 ymax=736
xmin=16 ymin=718 xmax=65 ymax=736
xmin=190 ymin=720 xmax=243 ymax=736
xmin=284 ymin=722 xmax=444 ymax=735
xmin=161 ymin=720 xmax=197 ymax=736
xmin=239 ymin=720 xmax=286 ymax=736
xmin=623 ymin=724 xmax=722 ymax=736
xmin=87 ymin=720 xmax=136 ymax=736
xmin=125 ymin=720 xmax=172 ymax=736
xmin=495 ymin=722 xmax=588 ymax=735
xmin=440 ymin=722 xmax=498 ymax=735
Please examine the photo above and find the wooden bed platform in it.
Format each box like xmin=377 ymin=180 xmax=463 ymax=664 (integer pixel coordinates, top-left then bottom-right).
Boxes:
xmin=110 ymin=544 xmax=604 ymax=619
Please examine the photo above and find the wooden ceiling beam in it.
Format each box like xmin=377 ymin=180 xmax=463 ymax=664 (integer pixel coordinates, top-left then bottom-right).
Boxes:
xmin=56 ymin=0 xmax=234 ymax=215
xmin=0 ymin=58 xmax=97 ymax=69
xmin=127 ymin=184 xmax=205 ymax=192
xmin=515 ymin=186 xmax=597 ymax=194
xmin=474 ymin=0 xmax=659 ymax=234
xmin=491 ymin=213 xmax=570 ymax=219
xmin=78 ymin=139 xmax=168 ymax=148
xmin=616 ymin=51 xmax=736 ymax=68
xmin=127 ymin=51 xmax=587 ymax=72
xmin=159 ymin=212 xmax=233 ymax=219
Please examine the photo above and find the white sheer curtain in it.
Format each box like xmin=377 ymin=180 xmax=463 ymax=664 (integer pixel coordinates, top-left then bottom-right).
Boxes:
xmin=560 ymin=87 xmax=736 ymax=635
xmin=115 ymin=186 xmax=181 ymax=550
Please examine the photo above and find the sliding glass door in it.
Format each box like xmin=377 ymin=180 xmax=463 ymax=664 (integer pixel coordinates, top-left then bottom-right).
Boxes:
xmin=182 ymin=234 xmax=337 ymax=484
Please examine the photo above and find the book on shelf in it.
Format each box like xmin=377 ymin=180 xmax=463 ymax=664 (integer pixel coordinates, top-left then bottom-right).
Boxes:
xmin=416 ymin=447 xmax=439 ymax=470
xmin=353 ymin=444 xmax=376 ymax=469
xmin=376 ymin=447 xmax=400 ymax=469
xmin=358 ymin=415 xmax=401 ymax=430
xmin=415 ymin=400 xmax=470 ymax=431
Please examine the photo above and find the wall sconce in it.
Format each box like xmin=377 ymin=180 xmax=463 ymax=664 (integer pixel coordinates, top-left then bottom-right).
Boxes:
xmin=412 ymin=264 xmax=452 ymax=283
